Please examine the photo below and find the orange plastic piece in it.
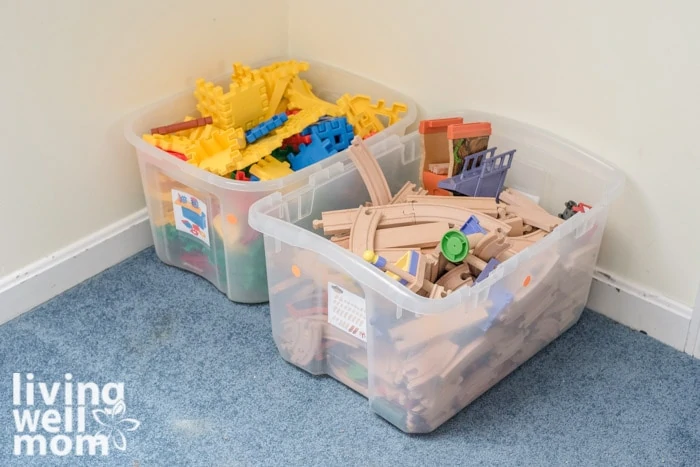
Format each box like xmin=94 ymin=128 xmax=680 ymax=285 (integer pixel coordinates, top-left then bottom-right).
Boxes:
xmin=226 ymin=214 xmax=238 ymax=224
xmin=523 ymin=275 xmax=532 ymax=287
xmin=291 ymin=265 xmax=301 ymax=278
xmin=419 ymin=117 xmax=463 ymax=135
xmin=422 ymin=171 xmax=453 ymax=196
xmin=446 ymin=122 xmax=492 ymax=139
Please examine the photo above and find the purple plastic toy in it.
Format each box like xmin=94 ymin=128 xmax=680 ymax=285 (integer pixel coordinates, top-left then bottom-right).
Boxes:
xmin=438 ymin=147 xmax=516 ymax=201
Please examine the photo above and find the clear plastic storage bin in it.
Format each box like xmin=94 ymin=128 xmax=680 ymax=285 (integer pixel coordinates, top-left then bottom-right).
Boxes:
xmin=124 ymin=59 xmax=416 ymax=303
xmin=249 ymin=110 xmax=624 ymax=432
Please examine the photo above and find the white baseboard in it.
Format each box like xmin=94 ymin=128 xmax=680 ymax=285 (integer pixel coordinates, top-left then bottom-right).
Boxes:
xmin=587 ymin=269 xmax=694 ymax=352
xmin=0 ymin=209 xmax=153 ymax=326
xmin=687 ymin=287 xmax=700 ymax=357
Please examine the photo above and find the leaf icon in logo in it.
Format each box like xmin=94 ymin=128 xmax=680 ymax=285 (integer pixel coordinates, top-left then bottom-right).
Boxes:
xmin=92 ymin=399 xmax=140 ymax=451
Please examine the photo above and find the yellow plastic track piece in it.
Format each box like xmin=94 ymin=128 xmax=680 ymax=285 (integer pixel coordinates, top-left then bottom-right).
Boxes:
xmin=336 ymin=94 xmax=408 ymax=137
xmin=249 ymin=155 xmax=294 ymax=181
xmin=285 ymin=77 xmax=343 ymax=117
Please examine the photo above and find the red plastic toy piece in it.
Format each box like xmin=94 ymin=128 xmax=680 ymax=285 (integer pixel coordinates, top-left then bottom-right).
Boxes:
xmin=282 ymin=133 xmax=312 ymax=152
xmin=164 ymin=150 xmax=188 ymax=161
xmin=285 ymin=109 xmax=301 ymax=116
xmin=234 ymin=171 xmax=250 ymax=181
xmin=572 ymin=202 xmax=592 ymax=213
xmin=363 ymin=130 xmax=378 ymax=140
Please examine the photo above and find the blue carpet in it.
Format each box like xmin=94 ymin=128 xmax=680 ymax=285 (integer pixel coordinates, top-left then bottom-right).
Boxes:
xmin=1 ymin=248 xmax=699 ymax=466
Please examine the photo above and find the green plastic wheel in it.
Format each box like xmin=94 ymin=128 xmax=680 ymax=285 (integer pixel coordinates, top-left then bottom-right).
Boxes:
xmin=440 ymin=230 xmax=470 ymax=263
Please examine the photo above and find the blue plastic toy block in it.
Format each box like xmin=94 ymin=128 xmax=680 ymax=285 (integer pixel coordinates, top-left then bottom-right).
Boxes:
xmin=301 ymin=116 xmax=354 ymax=152
xmin=475 ymin=258 xmax=500 ymax=283
xmin=288 ymin=137 xmax=338 ymax=171
xmin=438 ymin=147 xmax=516 ymax=200
xmin=459 ymin=215 xmax=486 ymax=235
xmin=249 ymin=174 xmax=260 ymax=181
xmin=245 ymin=113 xmax=289 ymax=144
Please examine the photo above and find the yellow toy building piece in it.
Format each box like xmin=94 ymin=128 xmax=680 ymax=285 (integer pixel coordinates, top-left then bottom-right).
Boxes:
xmin=258 ymin=60 xmax=309 ymax=117
xmin=231 ymin=62 xmax=255 ymax=85
xmin=249 ymin=155 xmax=294 ymax=181
xmin=152 ymin=210 xmax=175 ymax=227
xmin=194 ymin=72 xmax=269 ymax=131
xmin=264 ymin=75 xmax=293 ymax=119
xmin=259 ymin=60 xmax=309 ymax=86
xmin=194 ymin=128 xmax=242 ymax=164
xmin=143 ymin=134 xmax=197 ymax=161
xmin=186 ymin=122 xmax=214 ymax=141
xmin=336 ymin=94 xmax=408 ymax=138
xmin=259 ymin=60 xmax=309 ymax=94
xmin=198 ymin=148 xmax=244 ymax=176
xmin=190 ymin=128 xmax=244 ymax=174
xmin=276 ymin=98 xmax=289 ymax=114
xmin=285 ymin=77 xmax=343 ymax=117
xmin=228 ymin=106 xmax=325 ymax=171
xmin=368 ymin=98 xmax=408 ymax=125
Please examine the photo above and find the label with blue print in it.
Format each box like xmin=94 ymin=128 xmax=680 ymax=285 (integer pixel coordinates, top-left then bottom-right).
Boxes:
xmin=171 ymin=189 xmax=209 ymax=246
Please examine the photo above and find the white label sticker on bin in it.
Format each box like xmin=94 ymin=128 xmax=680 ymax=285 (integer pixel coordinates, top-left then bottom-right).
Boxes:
xmin=171 ymin=189 xmax=210 ymax=246
xmin=327 ymin=282 xmax=367 ymax=342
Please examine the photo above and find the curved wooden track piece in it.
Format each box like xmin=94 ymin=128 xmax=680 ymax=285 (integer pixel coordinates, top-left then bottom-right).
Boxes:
xmin=474 ymin=231 xmax=512 ymax=261
xmin=407 ymin=195 xmax=499 ymax=217
xmin=374 ymin=222 xmax=449 ymax=249
xmin=435 ymin=263 xmax=473 ymax=291
xmin=508 ymin=229 xmax=547 ymax=252
xmin=499 ymin=188 xmax=563 ymax=232
xmin=319 ymin=203 xmax=512 ymax=236
xmin=348 ymin=136 xmax=392 ymax=206
xmin=391 ymin=182 xmax=428 ymax=204
xmin=349 ymin=208 xmax=382 ymax=255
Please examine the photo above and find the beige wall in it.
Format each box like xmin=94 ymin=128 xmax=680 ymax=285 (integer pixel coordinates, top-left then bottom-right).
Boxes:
xmin=0 ymin=0 xmax=287 ymax=276
xmin=289 ymin=0 xmax=700 ymax=306
xmin=2 ymin=0 xmax=698 ymax=307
